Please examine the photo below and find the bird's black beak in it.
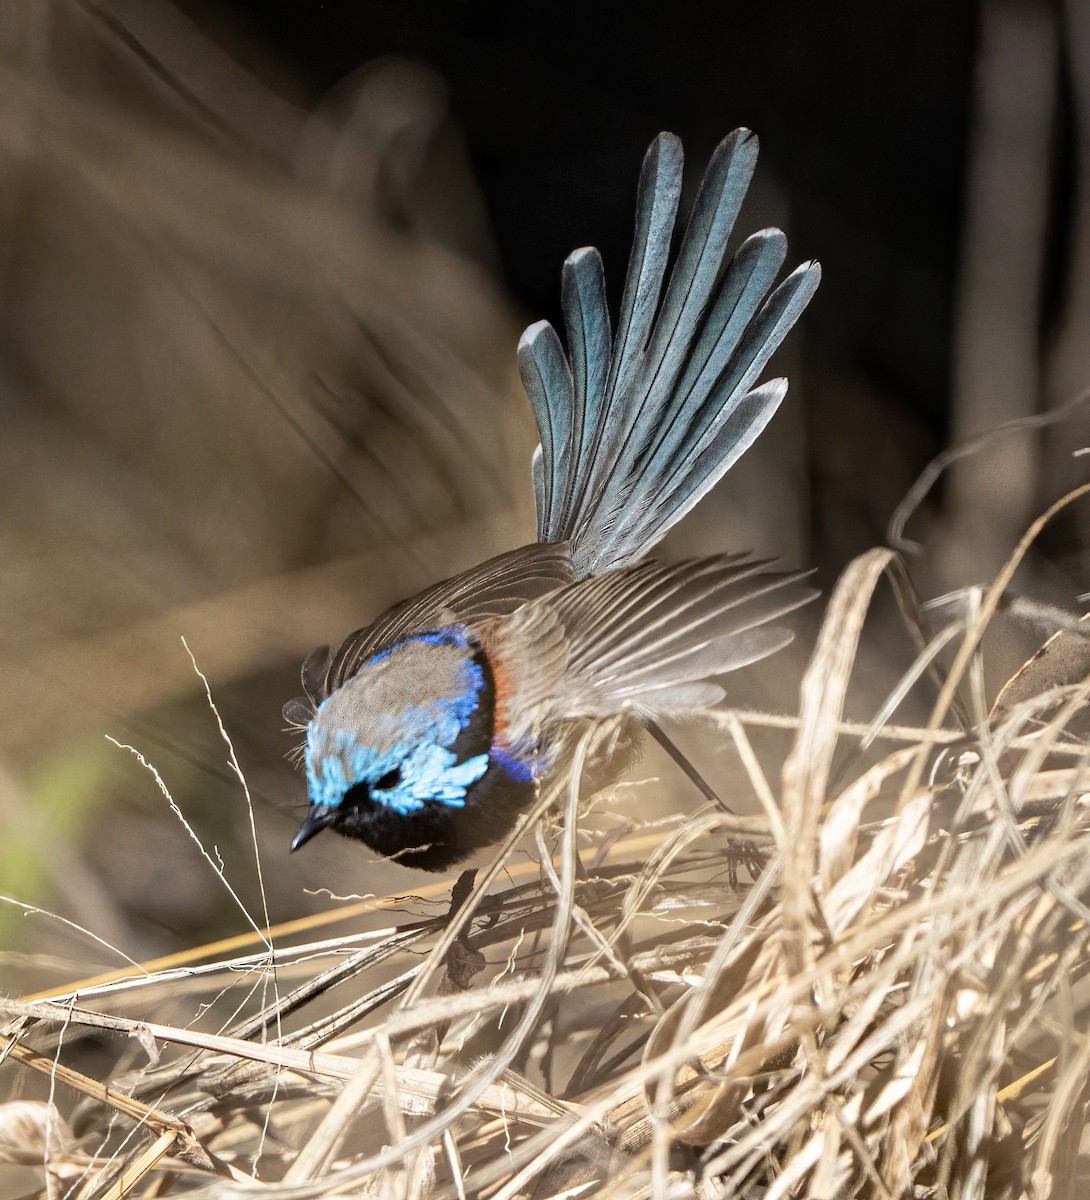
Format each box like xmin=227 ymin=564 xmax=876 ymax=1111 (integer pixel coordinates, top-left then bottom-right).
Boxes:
xmin=291 ymin=805 xmax=336 ymax=852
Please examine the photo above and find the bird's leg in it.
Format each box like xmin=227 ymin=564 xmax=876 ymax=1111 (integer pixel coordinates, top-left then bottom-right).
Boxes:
xmin=645 ymin=720 xmax=736 ymax=816
xmin=446 ymin=868 xmax=478 ymax=945
xmin=442 ymin=867 xmax=486 ymax=992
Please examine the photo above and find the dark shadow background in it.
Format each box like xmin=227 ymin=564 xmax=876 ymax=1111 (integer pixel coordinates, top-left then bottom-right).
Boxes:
xmin=183 ymin=0 xmax=977 ymax=564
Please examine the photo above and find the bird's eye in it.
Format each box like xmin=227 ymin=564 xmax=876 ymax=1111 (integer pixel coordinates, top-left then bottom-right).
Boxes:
xmin=373 ymin=766 xmax=402 ymax=792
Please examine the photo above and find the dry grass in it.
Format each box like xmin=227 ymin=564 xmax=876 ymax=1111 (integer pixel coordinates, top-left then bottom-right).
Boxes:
xmin=4 ymin=492 xmax=1090 ymax=1199
xmin=2 ymin=6 xmax=1090 ymax=1197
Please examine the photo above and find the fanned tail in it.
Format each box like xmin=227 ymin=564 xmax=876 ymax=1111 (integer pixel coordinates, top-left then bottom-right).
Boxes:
xmin=519 ymin=130 xmax=820 ymax=579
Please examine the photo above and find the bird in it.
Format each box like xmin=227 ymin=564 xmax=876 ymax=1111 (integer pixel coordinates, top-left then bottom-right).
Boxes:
xmin=285 ymin=128 xmax=820 ymax=871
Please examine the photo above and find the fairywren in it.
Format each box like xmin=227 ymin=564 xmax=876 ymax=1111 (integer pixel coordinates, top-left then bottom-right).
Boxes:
xmin=286 ymin=129 xmax=819 ymax=870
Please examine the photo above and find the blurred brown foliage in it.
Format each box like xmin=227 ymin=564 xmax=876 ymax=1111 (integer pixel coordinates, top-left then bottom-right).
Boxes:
xmin=0 ymin=0 xmax=539 ymax=953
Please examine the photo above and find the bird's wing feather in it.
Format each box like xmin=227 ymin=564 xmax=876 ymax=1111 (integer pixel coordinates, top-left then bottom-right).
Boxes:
xmin=286 ymin=544 xmax=575 ymax=719
xmin=496 ymin=555 xmax=814 ymax=743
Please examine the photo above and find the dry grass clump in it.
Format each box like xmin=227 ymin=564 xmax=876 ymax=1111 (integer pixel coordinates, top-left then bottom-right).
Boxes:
xmin=4 ymin=503 xmax=1090 ymax=1199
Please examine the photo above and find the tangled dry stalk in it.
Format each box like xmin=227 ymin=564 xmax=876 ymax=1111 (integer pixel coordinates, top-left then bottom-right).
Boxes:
xmin=4 ymin=494 xmax=1090 ymax=1199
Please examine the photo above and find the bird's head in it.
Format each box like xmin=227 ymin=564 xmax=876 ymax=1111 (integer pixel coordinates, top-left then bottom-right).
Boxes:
xmin=292 ymin=628 xmax=495 ymax=853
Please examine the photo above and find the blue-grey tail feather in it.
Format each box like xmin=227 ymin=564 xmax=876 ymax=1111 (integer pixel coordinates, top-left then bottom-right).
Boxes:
xmin=519 ymin=129 xmax=820 ymax=578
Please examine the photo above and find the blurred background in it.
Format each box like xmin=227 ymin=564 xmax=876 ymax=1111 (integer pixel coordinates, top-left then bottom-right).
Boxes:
xmin=1 ymin=0 xmax=1087 ymax=986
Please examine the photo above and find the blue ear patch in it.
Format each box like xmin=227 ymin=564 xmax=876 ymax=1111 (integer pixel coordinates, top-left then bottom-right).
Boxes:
xmin=304 ymin=627 xmax=493 ymax=815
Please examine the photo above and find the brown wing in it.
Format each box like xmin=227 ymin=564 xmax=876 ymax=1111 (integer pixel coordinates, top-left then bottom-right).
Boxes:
xmin=285 ymin=543 xmax=576 ymax=721
xmin=495 ymin=554 xmax=815 ymax=746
